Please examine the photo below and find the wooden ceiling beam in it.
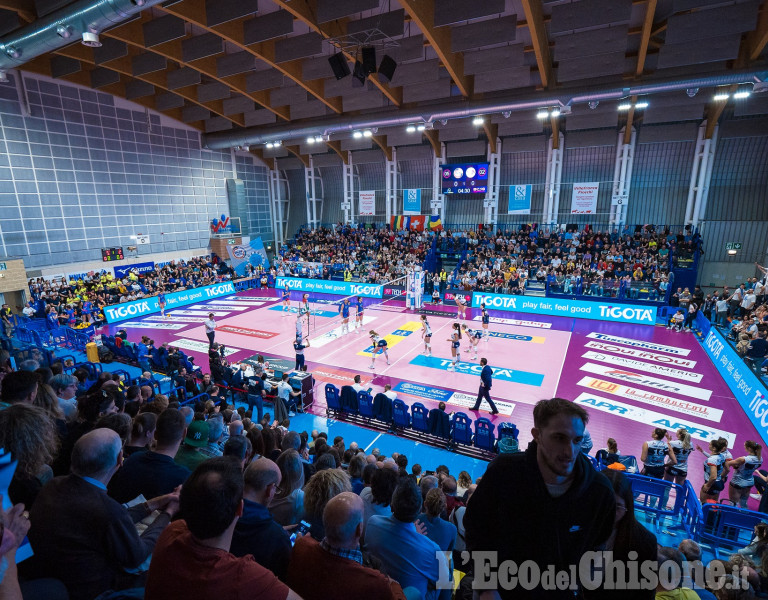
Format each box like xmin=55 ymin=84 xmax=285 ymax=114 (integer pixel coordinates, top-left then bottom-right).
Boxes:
xmin=107 ymin=14 xmax=290 ymax=121
xmin=0 ymin=0 xmax=34 ymax=22
xmin=705 ymin=85 xmax=736 ymax=139
xmin=744 ymin=0 xmax=768 ymax=61
xmin=521 ymin=0 xmax=554 ymax=89
xmin=284 ymin=145 xmax=310 ymax=168
xmin=158 ymin=0 xmax=343 ymax=114
xmin=400 ymin=0 xmax=471 ymax=97
xmin=636 ymin=0 xmax=658 ymax=77
xmin=326 ymin=140 xmax=349 ymax=165
xmin=273 ymin=0 xmax=403 ymax=107
xmin=423 ymin=129 xmax=441 ymax=158
xmin=54 ymin=43 xmax=244 ymax=127
xmin=371 ymin=135 xmax=393 ymax=161
xmin=482 ymin=122 xmax=498 ymax=154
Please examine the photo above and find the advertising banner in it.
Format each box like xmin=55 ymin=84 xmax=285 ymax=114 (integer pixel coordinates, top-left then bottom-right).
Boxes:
xmin=104 ymin=281 xmax=237 ymax=323
xmin=508 ymin=184 xmax=532 ymax=214
xmin=384 ymin=284 xmax=405 ymax=297
xmin=702 ymin=329 xmax=768 ymax=446
xmin=470 ymin=292 xmax=657 ymax=325
xmin=570 ymin=182 xmax=600 ymax=214
xmin=114 ymin=261 xmax=155 ymax=279
xmin=275 ymin=277 xmax=383 ymax=298
xmin=403 ymin=189 xmax=422 ymax=214
xmin=359 ymin=191 xmax=376 ymax=216
xmin=444 ymin=291 xmax=473 ymax=304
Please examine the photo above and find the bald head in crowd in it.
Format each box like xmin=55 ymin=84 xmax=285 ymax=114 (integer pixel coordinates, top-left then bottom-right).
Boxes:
xmin=366 ymin=454 xmax=378 ymax=465
xmin=71 ymin=428 xmax=122 ymax=483
xmin=441 ymin=475 xmax=458 ymax=496
xmin=382 ymin=458 xmax=398 ymax=472
xmin=323 ymin=492 xmax=364 ymax=550
xmin=420 ymin=475 xmax=438 ymax=502
xmin=243 ymin=458 xmax=282 ymax=506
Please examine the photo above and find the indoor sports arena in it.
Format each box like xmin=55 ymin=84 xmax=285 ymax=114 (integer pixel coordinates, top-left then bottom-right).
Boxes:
xmin=1 ymin=1 xmax=768 ymax=598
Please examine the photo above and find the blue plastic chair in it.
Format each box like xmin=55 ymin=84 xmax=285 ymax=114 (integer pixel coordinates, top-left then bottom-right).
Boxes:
xmin=392 ymin=399 xmax=411 ymax=428
xmin=325 ymin=384 xmax=341 ymax=415
xmin=357 ymin=391 xmax=374 ymax=419
xmin=452 ymin=412 xmax=473 ymax=446
xmin=474 ymin=417 xmax=495 ymax=452
xmin=497 ymin=422 xmax=519 ymax=441
xmin=411 ymin=402 xmax=429 ymax=434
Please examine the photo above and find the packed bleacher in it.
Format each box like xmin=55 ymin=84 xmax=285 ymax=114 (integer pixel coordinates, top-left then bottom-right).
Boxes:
xmin=1 ymin=342 xmax=768 ymax=598
xmin=277 ymin=225 xmax=429 ymax=282
xmin=21 ymin=254 xmax=245 ymax=328
xmin=275 ymin=222 xmax=703 ymax=302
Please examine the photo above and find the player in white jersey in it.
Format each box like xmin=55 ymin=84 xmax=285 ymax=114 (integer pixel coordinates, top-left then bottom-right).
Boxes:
xmin=664 ymin=428 xmax=693 ymax=486
xmin=700 ymin=438 xmax=729 ymax=502
xmin=446 ymin=323 xmax=462 ymax=371
xmin=640 ymin=428 xmax=676 ymax=479
xmin=420 ymin=314 xmax=432 ymax=356
xmin=455 ymin=294 xmax=467 ymax=321
xmin=461 ymin=324 xmax=482 ymax=360
xmin=726 ymin=440 xmax=763 ymax=508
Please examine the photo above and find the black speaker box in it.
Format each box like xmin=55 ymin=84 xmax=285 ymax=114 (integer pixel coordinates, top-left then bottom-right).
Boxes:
xmin=328 ymin=53 xmax=350 ymax=80
xmin=378 ymin=55 xmax=397 ymax=82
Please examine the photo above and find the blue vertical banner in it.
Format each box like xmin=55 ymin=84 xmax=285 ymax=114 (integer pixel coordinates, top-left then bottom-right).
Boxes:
xmin=403 ymin=189 xmax=422 ymax=214
xmin=508 ymin=185 xmax=532 ymax=214
xmin=227 ymin=236 xmax=270 ymax=276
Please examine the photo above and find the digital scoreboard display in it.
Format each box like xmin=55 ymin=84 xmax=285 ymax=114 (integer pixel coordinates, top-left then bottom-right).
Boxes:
xmin=440 ymin=163 xmax=489 ymax=195
xmin=102 ymin=247 xmax=124 ymax=262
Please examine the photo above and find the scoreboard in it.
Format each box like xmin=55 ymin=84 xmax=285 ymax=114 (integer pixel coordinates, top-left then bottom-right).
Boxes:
xmin=102 ymin=247 xmax=124 ymax=262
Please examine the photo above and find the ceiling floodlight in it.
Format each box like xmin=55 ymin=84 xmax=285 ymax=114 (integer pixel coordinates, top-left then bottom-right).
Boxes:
xmin=550 ymin=108 xmax=561 ymax=118
xmin=266 ymin=142 xmax=274 ymax=148
xmin=713 ymin=93 xmax=730 ymax=101
xmin=733 ymin=90 xmax=751 ymax=99
xmin=307 ymin=136 xmax=315 ymax=144
xmin=406 ymin=125 xmax=416 ymax=133
xmin=363 ymin=130 xmax=372 ymax=137
xmin=634 ymin=101 xmax=649 ymax=109
xmin=417 ymin=124 xmax=425 ymax=131
xmin=536 ymin=110 xmax=549 ymax=119
xmin=353 ymin=131 xmax=363 ymax=139
xmin=472 ymin=116 xmax=484 ymax=125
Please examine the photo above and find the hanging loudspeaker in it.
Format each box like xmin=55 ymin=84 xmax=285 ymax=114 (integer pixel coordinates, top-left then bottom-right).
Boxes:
xmin=362 ymin=46 xmax=377 ymax=74
xmin=352 ymin=60 xmax=367 ymax=87
xmin=328 ymin=53 xmax=351 ymax=80
xmin=378 ymin=55 xmax=397 ymax=82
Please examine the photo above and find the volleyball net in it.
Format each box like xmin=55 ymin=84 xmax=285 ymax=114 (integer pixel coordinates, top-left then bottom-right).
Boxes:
xmin=293 ymin=275 xmax=416 ymax=345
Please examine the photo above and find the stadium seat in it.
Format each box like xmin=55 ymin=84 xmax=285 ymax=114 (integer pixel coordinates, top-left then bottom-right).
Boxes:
xmin=392 ymin=399 xmax=410 ymax=429
xmin=617 ymin=455 xmax=639 ymax=473
xmin=357 ymin=391 xmax=374 ymax=419
xmin=427 ymin=408 xmax=451 ymax=440
xmin=325 ymin=384 xmax=342 ymax=416
xmin=372 ymin=392 xmax=393 ymax=423
xmin=699 ymin=503 xmax=766 ymax=559
xmin=585 ymin=454 xmax=600 ymax=469
xmin=411 ymin=402 xmax=429 ymax=434
xmin=497 ymin=422 xmax=519 ymax=441
xmin=340 ymin=385 xmax=358 ymax=412
xmin=451 ymin=412 xmax=473 ymax=446
xmin=474 ymin=418 xmax=495 ymax=453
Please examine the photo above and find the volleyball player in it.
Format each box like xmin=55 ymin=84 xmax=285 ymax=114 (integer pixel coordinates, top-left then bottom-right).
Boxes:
xmin=281 ymin=284 xmax=291 ymax=312
xmin=158 ymin=289 xmax=166 ymax=318
xmin=338 ymin=298 xmax=351 ymax=335
xmin=354 ymin=296 xmax=364 ymax=333
xmin=640 ymin=428 xmax=676 ymax=479
xmin=664 ymin=428 xmax=693 ymax=487
xmin=461 ymin=324 xmax=482 ymax=360
xmin=302 ymin=293 xmax=310 ymax=314
xmin=726 ymin=440 xmax=763 ymax=508
xmin=447 ymin=323 xmax=462 ymax=371
xmin=480 ymin=302 xmax=490 ymax=339
xmin=420 ymin=314 xmax=432 ymax=356
xmin=455 ymin=294 xmax=467 ymax=321
xmin=368 ymin=330 xmax=390 ymax=369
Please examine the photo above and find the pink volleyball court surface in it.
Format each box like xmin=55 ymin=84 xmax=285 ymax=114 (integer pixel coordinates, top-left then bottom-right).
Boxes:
xmin=105 ymin=288 xmax=762 ymax=505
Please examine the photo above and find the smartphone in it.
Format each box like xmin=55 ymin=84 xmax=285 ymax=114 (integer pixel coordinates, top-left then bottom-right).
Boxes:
xmin=289 ymin=520 xmax=312 ymax=546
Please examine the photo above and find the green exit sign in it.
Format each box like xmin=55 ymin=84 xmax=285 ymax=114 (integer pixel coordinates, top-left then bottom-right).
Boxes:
xmin=725 ymin=242 xmax=742 ymax=251
xmin=0 ymin=263 xmax=6 ymax=271
xmin=227 ymin=238 xmax=237 ymax=245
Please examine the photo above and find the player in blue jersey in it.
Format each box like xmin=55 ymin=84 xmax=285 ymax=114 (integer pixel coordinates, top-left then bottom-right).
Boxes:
xmin=354 ymin=296 xmax=364 ymax=333
xmin=461 ymin=324 xmax=482 ymax=360
xmin=368 ymin=330 xmax=390 ymax=369
xmin=282 ymin=285 xmax=291 ymax=312
xmin=447 ymin=322 xmax=462 ymax=371
xmin=420 ymin=314 xmax=432 ymax=356
xmin=480 ymin=302 xmax=490 ymax=339
xmin=158 ymin=290 xmax=166 ymax=318
xmin=338 ymin=298 xmax=351 ymax=335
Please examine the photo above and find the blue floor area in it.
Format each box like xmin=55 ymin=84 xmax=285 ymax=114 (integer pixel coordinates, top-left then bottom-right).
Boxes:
xmin=273 ymin=413 xmax=491 ymax=480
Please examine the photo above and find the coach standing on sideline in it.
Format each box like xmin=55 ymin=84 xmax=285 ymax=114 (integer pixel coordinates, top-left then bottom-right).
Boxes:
xmin=204 ymin=313 xmax=216 ymax=349
xmin=471 ymin=358 xmax=498 ymax=415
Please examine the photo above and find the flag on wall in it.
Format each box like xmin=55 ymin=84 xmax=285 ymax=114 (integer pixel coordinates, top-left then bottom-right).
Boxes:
xmin=390 ymin=216 xmax=426 ymax=231
xmin=508 ymin=185 xmax=532 ymax=214
xmin=427 ymin=215 xmax=442 ymax=231
xmin=227 ymin=237 xmax=270 ymax=276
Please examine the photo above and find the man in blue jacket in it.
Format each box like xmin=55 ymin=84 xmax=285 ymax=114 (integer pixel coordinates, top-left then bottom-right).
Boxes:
xmin=471 ymin=358 xmax=498 ymax=415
